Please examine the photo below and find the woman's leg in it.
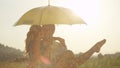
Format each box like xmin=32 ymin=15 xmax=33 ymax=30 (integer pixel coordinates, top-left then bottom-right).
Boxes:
xmin=75 ymin=39 xmax=106 ymax=65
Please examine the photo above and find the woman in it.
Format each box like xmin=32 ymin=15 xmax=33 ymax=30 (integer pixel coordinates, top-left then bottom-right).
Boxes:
xmin=56 ymin=39 xmax=106 ymax=68
xmin=26 ymin=24 xmax=66 ymax=68
xmin=26 ymin=25 xmax=51 ymax=68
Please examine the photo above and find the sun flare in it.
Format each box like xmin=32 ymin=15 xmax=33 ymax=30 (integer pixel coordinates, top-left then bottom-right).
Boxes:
xmin=53 ymin=0 xmax=101 ymax=25
xmin=51 ymin=0 xmax=102 ymax=53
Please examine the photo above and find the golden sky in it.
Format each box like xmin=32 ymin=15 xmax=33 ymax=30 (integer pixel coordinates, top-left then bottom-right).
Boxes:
xmin=0 ymin=0 xmax=120 ymax=54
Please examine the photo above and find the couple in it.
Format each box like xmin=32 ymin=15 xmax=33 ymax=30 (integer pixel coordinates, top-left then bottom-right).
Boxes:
xmin=26 ymin=24 xmax=106 ymax=68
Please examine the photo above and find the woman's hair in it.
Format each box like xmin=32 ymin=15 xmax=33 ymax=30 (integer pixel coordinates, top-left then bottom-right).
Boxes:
xmin=25 ymin=24 xmax=55 ymax=53
xmin=25 ymin=25 xmax=42 ymax=53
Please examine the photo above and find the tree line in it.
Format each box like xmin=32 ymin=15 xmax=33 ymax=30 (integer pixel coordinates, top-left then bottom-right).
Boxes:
xmin=0 ymin=43 xmax=24 ymax=61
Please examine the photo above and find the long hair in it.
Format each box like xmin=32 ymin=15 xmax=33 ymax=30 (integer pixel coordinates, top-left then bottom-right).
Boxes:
xmin=25 ymin=25 xmax=41 ymax=53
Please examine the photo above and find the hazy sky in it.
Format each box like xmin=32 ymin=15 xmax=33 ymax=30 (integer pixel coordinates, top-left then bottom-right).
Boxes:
xmin=0 ymin=0 xmax=120 ymax=54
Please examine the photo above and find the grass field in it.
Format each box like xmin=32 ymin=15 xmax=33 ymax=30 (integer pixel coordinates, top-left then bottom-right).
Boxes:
xmin=0 ymin=56 xmax=120 ymax=68
xmin=79 ymin=56 xmax=120 ymax=68
xmin=0 ymin=61 xmax=27 ymax=68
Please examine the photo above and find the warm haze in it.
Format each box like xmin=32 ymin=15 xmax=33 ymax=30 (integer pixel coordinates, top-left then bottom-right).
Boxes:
xmin=0 ymin=0 xmax=120 ymax=54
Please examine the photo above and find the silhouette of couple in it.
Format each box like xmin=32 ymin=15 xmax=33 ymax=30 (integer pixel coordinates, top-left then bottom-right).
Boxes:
xmin=26 ymin=24 xmax=106 ymax=68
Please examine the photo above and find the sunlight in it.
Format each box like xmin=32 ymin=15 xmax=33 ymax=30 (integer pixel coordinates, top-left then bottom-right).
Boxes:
xmin=0 ymin=0 xmax=119 ymax=55
xmin=54 ymin=0 xmax=101 ymax=25
xmin=52 ymin=0 xmax=102 ymax=53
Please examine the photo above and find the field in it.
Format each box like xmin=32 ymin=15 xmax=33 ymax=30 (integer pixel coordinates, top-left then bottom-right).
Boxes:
xmin=0 ymin=61 xmax=27 ymax=68
xmin=79 ymin=56 xmax=120 ymax=68
xmin=0 ymin=56 xmax=120 ymax=68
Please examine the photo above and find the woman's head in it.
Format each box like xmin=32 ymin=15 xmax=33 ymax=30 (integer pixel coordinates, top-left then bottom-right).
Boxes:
xmin=28 ymin=25 xmax=42 ymax=39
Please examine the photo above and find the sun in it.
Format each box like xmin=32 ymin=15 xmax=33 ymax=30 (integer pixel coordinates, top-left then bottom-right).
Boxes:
xmin=53 ymin=0 xmax=100 ymax=25
xmin=51 ymin=0 xmax=101 ymax=53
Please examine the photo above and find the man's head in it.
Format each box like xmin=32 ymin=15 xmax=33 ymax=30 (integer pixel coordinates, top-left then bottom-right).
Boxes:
xmin=42 ymin=24 xmax=55 ymax=38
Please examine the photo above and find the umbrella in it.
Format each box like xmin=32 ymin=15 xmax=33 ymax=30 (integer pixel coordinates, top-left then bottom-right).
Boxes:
xmin=14 ymin=5 xmax=85 ymax=26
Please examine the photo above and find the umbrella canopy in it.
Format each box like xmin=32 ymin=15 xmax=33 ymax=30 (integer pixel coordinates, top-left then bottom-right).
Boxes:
xmin=15 ymin=5 xmax=85 ymax=26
